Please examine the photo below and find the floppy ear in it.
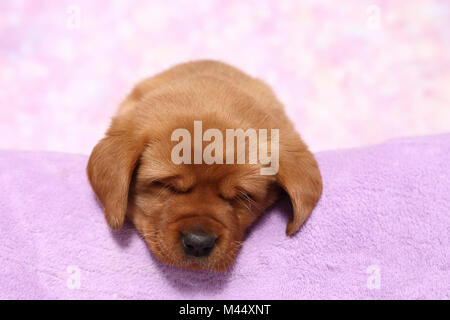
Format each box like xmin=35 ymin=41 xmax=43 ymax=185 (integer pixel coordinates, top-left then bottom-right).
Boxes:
xmin=277 ymin=136 xmax=323 ymax=236
xmin=87 ymin=119 xmax=147 ymax=231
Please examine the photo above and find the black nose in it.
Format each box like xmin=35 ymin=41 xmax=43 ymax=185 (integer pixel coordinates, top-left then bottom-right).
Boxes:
xmin=182 ymin=232 xmax=216 ymax=257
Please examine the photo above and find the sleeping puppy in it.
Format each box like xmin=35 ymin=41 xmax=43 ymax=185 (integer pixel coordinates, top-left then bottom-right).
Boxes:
xmin=87 ymin=60 xmax=322 ymax=271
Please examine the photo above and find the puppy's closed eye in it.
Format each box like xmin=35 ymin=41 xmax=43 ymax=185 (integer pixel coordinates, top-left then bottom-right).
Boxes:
xmin=220 ymin=189 xmax=256 ymax=207
xmin=151 ymin=179 xmax=193 ymax=194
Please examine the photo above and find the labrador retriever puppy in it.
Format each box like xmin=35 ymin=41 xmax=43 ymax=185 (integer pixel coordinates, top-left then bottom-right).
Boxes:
xmin=87 ymin=60 xmax=322 ymax=271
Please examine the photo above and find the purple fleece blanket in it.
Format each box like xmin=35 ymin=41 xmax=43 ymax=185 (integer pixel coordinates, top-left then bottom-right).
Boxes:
xmin=0 ymin=134 xmax=449 ymax=299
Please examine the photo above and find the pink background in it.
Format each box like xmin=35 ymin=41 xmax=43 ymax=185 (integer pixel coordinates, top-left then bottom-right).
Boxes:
xmin=1 ymin=0 xmax=449 ymax=154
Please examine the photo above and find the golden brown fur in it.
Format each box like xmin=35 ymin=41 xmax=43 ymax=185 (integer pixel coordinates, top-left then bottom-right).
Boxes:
xmin=87 ymin=60 xmax=322 ymax=271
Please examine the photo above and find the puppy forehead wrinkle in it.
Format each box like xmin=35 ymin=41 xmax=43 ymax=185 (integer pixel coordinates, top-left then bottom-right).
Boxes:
xmin=172 ymin=174 xmax=196 ymax=190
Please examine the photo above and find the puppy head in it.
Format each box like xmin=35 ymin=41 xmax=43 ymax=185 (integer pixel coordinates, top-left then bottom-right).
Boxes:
xmin=87 ymin=110 xmax=322 ymax=271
